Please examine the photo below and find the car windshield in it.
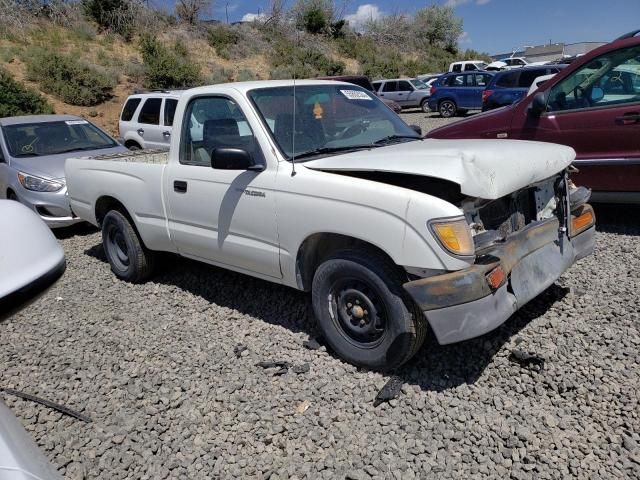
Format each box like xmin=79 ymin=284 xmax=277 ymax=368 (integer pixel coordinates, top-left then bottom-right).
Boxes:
xmin=475 ymin=62 xmax=488 ymax=70
xmin=411 ymin=79 xmax=428 ymax=90
xmin=2 ymin=120 xmax=117 ymax=158
xmin=248 ymin=85 xmax=421 ymax=161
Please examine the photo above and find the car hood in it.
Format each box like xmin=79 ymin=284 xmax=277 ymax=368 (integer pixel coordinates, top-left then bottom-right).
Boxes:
xmin=303 ymin=139 xmax=575 ymax=200
xmin=10 ymin=145 xmax=127 ymax=181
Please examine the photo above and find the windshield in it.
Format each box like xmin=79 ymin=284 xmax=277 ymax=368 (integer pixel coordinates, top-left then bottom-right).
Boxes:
xmin=411 ymin=79 xmax=428 ymax=90
xmin=248 ymin=85 xmax=421 ymax=161
xmin=475 ymin=62 xmax=488 ymax=70
xmin=2 ymin=120 xmax=117 ymax=158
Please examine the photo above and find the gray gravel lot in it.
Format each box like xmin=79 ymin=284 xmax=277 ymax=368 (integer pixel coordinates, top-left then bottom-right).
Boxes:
xmin=1 ymin=113 xmax=639 ymax=479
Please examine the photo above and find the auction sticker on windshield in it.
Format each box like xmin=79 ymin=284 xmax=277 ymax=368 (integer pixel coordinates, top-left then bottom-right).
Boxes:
xmin=340 ymin=90 xmax=372 ymax=100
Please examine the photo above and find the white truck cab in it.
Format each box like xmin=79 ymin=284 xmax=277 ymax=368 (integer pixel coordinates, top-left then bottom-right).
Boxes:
xmin=66 ymin=80 xmax=595 ymax=370
xmin=449 ymin=60 xmax=488 ymax=72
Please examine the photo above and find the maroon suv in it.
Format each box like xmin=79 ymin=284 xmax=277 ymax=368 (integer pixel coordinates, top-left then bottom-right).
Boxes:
xmin=427 ymin=31 xmax=640 ymax=203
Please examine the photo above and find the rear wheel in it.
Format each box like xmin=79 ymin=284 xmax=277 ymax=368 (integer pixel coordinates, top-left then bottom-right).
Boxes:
xmin=311 ymin=249 xmax=427 ymax=371
xmin=102 ymin=210 xmax=156 ymax=283
xmin=439 ymin=100 xmax=457 ymax=118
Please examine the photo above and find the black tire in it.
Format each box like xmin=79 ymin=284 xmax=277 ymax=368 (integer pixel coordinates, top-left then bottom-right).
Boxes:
xmin=439 ymin=99 xmax=457 ymax=118
xmin=311 ymin=249 xmax=427 ymax=371
xmin=420 ymin=98 xmax=430 ymax=113
xmin=126 ymin=142 xmax=141 ymax=151
xmin=7 ymin=190 xmax=18 ymax=201
xmin=101 ymin=210 xmax=156 ymax=283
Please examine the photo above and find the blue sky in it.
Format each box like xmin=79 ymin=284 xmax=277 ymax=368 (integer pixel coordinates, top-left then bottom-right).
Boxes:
xmin=157 ymin=0 xmax=640 ymax=54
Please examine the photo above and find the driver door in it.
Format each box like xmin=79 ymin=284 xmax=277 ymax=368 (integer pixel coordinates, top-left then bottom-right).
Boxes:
xmin=165 ymin=95 xmax=281 ymax=279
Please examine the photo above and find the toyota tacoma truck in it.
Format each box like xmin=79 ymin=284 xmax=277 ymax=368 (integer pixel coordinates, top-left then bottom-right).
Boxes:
xmin=65 ymin=80 xmax=595 ymax=370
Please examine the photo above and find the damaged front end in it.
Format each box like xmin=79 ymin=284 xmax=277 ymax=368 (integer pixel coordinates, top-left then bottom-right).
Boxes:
xmin=404 ymin=171 xmax=595 ymax=345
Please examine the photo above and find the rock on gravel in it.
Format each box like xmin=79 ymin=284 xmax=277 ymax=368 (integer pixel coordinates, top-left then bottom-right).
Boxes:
xmin=1 ymin=209 xmax=638 ymax=478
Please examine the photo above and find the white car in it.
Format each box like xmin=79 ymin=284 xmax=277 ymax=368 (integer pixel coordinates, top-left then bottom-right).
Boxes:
xmin=527 ymin=73 xmax=557 ymax=96
xmin=449 ymin=60 xmax=488 ymax=72
xmin=119 ymin=90 xmax=183 ymax=150
xmin=65 ymin=80 xmax=595 ymax=370
xmin=486 ymin=57 xmax=529 ymax=71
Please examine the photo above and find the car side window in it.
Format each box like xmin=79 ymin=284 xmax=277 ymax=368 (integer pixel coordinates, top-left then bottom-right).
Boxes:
xmin=180 ymin=96 xmax=258 ymax=167
xmin=138 ymin=98 xmax=162 ymax=125
xmin=497 ymin=71 xmax=519 ymax=88
xmin=397 ymin=81 xmax=413 ymax=91
xmin=164 ymin=99 xmax=178 ymax=126
xmin=466 ymin=64 xmax=477 ymax=71
xmin=382 ymin=82 xmax=398 ymax=92
xmin=518 ymin=69 xmax=545 ymax=88
xmin=121 ymin=98 xmax=141 ymax=121
xmin=451 ymin=75 xmax=466 ymax=87
xmin=452 ymin=64 xmax=461 ymax=73
xmin=475 ymin=74 xmax=490 ymax=87
xmin=548 ymin=44 xmax=640 ymax=112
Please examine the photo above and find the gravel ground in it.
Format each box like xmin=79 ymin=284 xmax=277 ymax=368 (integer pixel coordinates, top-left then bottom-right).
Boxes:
xmin=399 ymin=109 xmax=476 ymax=134
xmin=1 ymin=119 xmax=639 ymax=478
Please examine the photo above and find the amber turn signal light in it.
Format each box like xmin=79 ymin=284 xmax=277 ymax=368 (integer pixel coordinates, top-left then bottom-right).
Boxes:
xmin=486 ymin=265 xmax=506 ymax=290
xmin=571 ymin=205 xmax=595 ymax=237
xmin=430 ymin=218 xmax=475 ymax=256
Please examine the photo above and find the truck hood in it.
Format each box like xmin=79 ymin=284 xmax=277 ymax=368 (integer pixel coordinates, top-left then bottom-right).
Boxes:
xmin=10 ymin=145 xmax=127 ymax=181
xmin=303 ymin=138 xmax=575 ymax=200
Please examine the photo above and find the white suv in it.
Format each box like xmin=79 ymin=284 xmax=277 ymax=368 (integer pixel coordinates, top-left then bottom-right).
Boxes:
xmin=119 ymin=90 xmax=183 ymax=150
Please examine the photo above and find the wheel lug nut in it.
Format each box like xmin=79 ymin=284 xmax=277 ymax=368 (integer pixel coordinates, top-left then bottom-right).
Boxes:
xmin=359 ymin=319 xmax=366 ymax=326
xmin=355 ymin=299 xmax=360 ymax=305
xmin=347 ymin=303 xmax=352 ymax=308
xmin=363 ymin=310 xmax=368 ymax=315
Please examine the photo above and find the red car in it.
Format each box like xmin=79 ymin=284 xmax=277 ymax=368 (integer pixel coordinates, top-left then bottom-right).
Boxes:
xmin=427 ymin=30 xmax=640 ymax=204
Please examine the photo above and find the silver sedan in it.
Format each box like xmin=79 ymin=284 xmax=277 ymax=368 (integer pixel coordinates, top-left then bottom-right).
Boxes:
xmin=0 ymin=115 xmax=127 ymax=228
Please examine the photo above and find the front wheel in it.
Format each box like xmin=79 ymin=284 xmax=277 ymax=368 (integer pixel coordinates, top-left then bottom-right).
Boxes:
xmin=102 ymin=210 xmax=156 ymax=283
xmin=311 ymin=249 xmax=427 ymax=371
xmin=421 ymin=99 xmax=430 ymax=113
xmin=439 ymin=100 xmax=457 ymax=118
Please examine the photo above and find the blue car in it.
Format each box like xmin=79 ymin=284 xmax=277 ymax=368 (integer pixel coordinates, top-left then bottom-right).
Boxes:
xmin=482 ymin=65 xmax=567 ymax=111
xmin=428 ymin=71 xmax=495 ymax=118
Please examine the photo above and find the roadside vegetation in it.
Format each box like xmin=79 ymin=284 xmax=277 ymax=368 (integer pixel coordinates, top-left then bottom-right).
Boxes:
xmin=0 ymin=0 xmax=490 ymax=130
xmin=0 ymin=67 xmax=53 ymax=116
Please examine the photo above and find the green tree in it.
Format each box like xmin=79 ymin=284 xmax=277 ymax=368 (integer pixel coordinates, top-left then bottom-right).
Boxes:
xmin=0 ymin=67 xmax=53 ymax=117
xmin=413 ymin=5 xmax=463 ymax=51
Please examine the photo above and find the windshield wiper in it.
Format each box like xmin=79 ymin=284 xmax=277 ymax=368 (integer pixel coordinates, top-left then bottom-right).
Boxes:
xmin=373 ymin=135 xmax=421 ymax=146
xmin=292 ymin=145 xmax=374 ymax=161
xmin=52 ymin=145 xmax=113 ymax=155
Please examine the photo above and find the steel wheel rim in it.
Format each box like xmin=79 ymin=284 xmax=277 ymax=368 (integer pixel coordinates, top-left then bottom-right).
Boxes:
xmin=106 ymin=225 xmax=130 ymax=271
xmin=328 ymin=277 xmax=388 ymax=348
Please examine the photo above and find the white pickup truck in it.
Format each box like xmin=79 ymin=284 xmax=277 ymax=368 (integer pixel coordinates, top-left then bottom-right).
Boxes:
xmin=66 ymin=80 xmax=595 ymax=370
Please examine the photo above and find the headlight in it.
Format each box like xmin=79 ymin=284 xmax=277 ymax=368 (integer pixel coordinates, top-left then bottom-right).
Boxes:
xmin=429 ymin=217 xmax=474 ymax=257
xmin=17 ymin=172 xmax=64 ymax=192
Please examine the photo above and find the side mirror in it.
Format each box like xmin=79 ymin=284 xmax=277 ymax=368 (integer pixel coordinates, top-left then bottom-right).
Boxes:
xmin=591 ymin=86 xmax=604 ymax=102
xmin=211 ymin=148 xmax=264 ymax=171
xmin=528 ymin=92 xmax=547 ymax=117
xmin=409 ymin=124 xmax=423 ymax=136
xmin=0 ymin=201 xmax=65 ymax=321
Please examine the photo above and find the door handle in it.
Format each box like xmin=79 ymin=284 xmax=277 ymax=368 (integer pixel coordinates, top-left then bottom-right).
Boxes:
xmin=173 ymin=180 xmax=187 ymax=193
xmin=380 ymin=94 xmax=385 ymax=96
xmin=162 ymin=131 xmax=171 ymax=138
xmin=137 ymin=128 xmax=145 ymax=136
xmin=615 ymin=112 xmax=640 ymax=125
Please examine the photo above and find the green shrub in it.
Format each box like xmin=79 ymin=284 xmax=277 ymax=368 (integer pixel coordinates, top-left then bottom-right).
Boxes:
xmin=0 ymin=68 xmax=54 ymax=117
xmin=302 ymin=7 xmax=327 ymax=34
xmin=82 ymin=0 xmax=133 ymax=39
xmin=23 ymin=48 xmax=115 ymax=106
xmin=140 ymin=36 xmax=202 ymax=89
xmin=207 ymin=25 xmax=240 ymax=60
xmin=269 ymin=40 xmax=344 ymax=78
xmin=236 ymin=68 xmax=256 ymax=82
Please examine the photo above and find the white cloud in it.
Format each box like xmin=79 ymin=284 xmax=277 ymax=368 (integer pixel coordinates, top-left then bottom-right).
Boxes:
xmin=242 ymin=12 xmax=267 ymax=22
xmin=459 ymin=31 xmax=472 ymax=44
xmin=345 ymin=4 xmax=382 ymax=31
xmin=445 ymin=0 xmax=491 ymax=6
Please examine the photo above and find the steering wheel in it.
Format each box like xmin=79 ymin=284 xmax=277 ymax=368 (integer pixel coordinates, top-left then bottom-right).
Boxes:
xmin=339 ymin=121 xmax=368 ymax=140
xmin=573 ymin=85 xmax=591 ymax=107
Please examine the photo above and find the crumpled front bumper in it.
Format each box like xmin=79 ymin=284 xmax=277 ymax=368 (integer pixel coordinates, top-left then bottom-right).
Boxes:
xmin=403 ymin=214 xmax=595 ymax=345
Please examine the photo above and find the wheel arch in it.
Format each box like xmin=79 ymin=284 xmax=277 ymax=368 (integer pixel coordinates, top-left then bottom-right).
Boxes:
xmin=295 ymin=232 xmax=404 ymax=291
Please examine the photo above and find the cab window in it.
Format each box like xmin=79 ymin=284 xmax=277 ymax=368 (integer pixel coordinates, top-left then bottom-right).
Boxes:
xmin=164 ymin=99 xmax=178 ymax=126
xmin=382 ymin=82 xmax=398 ymax=92
xmin=121 ymin=98 xmax=141 ymax=121
xmin=180 ymin=96 xmax=257 ymax=167
xmin=548 ymin=45 xmax=640 ymax=112
xmin=397 ymin=81 xmax=413 ymax=91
